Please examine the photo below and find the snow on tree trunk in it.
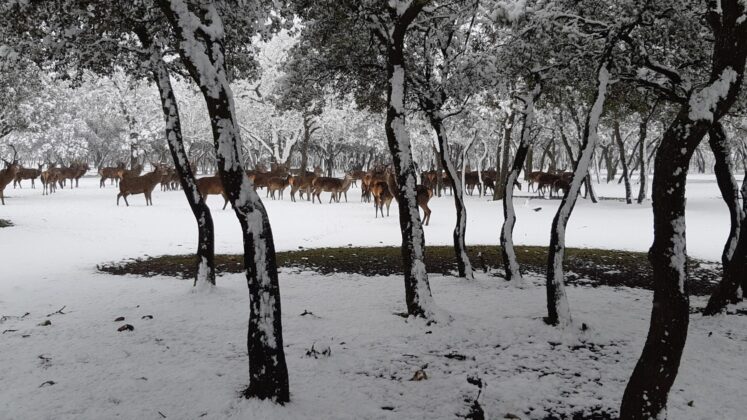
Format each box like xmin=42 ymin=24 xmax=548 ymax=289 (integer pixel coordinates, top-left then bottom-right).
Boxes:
xmin=614 ymin=119 xmax=632 ymax=204
xmin=158 ymin=0 xmax=289 ymax=402
xmin=383 ymin=1 xmax=439 ymax=320
xmin=501 ymin=83 xmax=540 ymax=285
xmin=430 ymin=114 xmax=473 ymax=279
xmin=703 ymin=122 xmax=745 ymax=314
xmin=636 ymin=120 xmax=647 ymax=204
xmin=545 ymin=62 xmax=610 ymax=328
xmin=140 ymin=31 xmax=217 ymax=288
xmin=621 ymin=5 xmax=747 ymax=413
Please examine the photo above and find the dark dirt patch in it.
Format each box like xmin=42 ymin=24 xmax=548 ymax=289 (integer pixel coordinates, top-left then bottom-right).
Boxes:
xmin=0 ymin=219 xmax=13 ymax=228
xmin=96 ymin=245 xmax=721 ymax=296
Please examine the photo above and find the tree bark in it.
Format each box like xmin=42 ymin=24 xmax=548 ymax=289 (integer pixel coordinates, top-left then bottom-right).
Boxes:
xmin=704 ymin=122 xmax=745 ymax=314
xmin=501 ymin=83 xmax=541 ymax=284
xmin=430 ymin=114 xmax=473 ymax=279
xmin=382 ymin=1 xmax=438 ymax=319
xmin=620 ymin=3 xmax=747 ymax=416
xmin=546 ymin=61 xmax=611 ymax=327
xmin=613 ymin=119 xmax=632 ymax=204
xmin=636 ymin=120 xmax=648 ymax=203
xmin=158 ymin=0 xmax=289 ymax=402
xmin=494 ymin=111 xmax=515 ymax=200
xmin=137 ymin=29 xmax=216 ymax=288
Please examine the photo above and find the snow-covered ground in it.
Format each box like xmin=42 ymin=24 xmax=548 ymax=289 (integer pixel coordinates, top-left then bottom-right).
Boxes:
xmin=0 ymin=174 xmax=744 ymax=419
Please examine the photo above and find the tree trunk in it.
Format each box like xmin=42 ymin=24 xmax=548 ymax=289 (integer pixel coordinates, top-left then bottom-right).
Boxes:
xmin=704 ymin=122 xmax=745 ymax=314
xmin=524 ymin=144 xmax=534 ymax=179
xmin=137 ymin=30 xmax=216 ymax=288
xmin=637 ymin=120 xmax=647 ymax=203
xmin=492 ymin=143 xmax=501 ymax=199
xmin=614 ymin=119 xmax=633 ymax=204
xmin=502 ymin=83 xmax=541 ymax=284
xmin=158 ymin=0 xmax=289 ymax=402
xmin=383 ymin=3 xmax=438 ymax=320
xmin=494 ymin=111 xmax=515 ymax=200
xmin=620 ymin=4 xmax=747 ymax=415
xmin=430 ymin=115 xmax=473 ymax=279
xmin=546 ymin=61 xmax=611 ymax=327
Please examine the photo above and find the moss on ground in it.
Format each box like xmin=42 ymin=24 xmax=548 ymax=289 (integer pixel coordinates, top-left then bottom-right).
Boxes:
xmin=97 ymin=245 xmax=721 ymax=296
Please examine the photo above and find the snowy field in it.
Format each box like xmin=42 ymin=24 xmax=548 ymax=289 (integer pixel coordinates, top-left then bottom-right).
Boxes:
xmin=1 ymin=174 xmax=745 ymax=419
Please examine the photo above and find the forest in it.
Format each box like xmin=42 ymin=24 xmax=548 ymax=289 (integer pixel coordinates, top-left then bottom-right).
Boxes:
xmin=1 ymin=1 xmax=746 ymax=419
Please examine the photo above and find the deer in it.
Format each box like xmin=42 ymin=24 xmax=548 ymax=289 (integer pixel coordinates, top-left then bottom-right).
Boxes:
xmin=385 ymin=169 xmax=433 ymax=226
xmin=311 ymin=174 xmax=353 ymax=203
xmin=41 ymin=163 xmax=60 ymax=195
xmin=371 ymin=181 xmax=394 ymax=218
xmin=117 ymin=163 xmax=166 ymax=206
xmin=118 ymin=163 xmax=144 ymax=181
xmin=13 ymin=163 xmax=43 ymax=188
xmin=1 ymin=146 xmax=21 ymax=205
xmin=72 ymin=163 xmax=90 ymax=187
xmin=197 ymin=175 xmax=229 ymax=209
xmin=267 ymin=176 xmax=291 ymax=200
xmin=362 ymin=168 xmax=388 ymax=203
xmin=99 ymin=162 xmax=126 ymax=187
xmin=288 ymin=171 xmax=318 ymax=202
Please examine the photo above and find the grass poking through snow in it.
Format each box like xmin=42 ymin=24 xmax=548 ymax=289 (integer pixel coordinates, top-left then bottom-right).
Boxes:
xmin=97 ymin=245 xmax=721 ymax=296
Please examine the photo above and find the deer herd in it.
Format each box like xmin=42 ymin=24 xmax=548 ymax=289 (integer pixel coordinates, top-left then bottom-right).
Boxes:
xmin=2 ymin=145 xmax=576 ymax=227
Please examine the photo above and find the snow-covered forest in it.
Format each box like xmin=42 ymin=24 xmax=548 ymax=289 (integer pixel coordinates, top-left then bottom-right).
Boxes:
xmin=1 ymin=1 xmax=746 ymax=419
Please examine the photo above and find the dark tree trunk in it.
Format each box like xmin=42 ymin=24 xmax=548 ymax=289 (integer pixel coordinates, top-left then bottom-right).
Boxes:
xmin=614 ymin=119 xmax=633 ymax=204
xmin=137 ymin=29 xmax=216 ymax=288
xmin=502 ymin=83 xmax=541 ymax=283
xmin=494 ymin=111 xmax=515 ymax=200
xmin=492 ymin=143 xmax=501 ymax=199
xmin=620 ymin=3 xmax=747 ymax=416
xmin=546 ymin=59 xmax=612 ymax=327
xmin=382 ymin=2 xmax=437 ymax=319
xmin=637 ymin=121 xmax=648 ymax=203
xmin=524 ymin=145 xmax=534 ymax=179
xmin=704 ymin=122 xmax=745 ymax=314
xmin=158 ymin=0 xmax=289 ymax=402
xmin=430 ymin=115 xmax=473 ymax=279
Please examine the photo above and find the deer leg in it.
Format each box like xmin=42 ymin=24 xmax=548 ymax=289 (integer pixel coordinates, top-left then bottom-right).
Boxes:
xmin=117 ymin=192 xmax=122 ymax=206
xmin=222 ymin=195 xmax=229 ymax=210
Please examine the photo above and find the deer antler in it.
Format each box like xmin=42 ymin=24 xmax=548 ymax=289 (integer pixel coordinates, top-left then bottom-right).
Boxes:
xmin=9 ymin=144 xmax=18 ymax=162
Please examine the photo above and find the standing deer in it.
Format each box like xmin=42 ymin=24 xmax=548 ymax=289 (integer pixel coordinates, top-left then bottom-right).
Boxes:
xmin=41 ymin=163 xmax=60 ymax=195
xmin=72 ymin=163 xmax=90 ymax=187
xmin=1 ymin=147 xmax=21 ymax=205
xmin=13 ymin=163 xmax=43 ymax=188
xmin=99 ymin=162 xmax=126 ymax=187
xmin=311 ymin=174 xmax=353 ymax=203
xmin=385 ymin=169 xmax=433 ymax=225
xmin=288 ymin=171 xmax=318 ymax=202
xmin=117 ymin=163 xmax=166 ymax=206
xmin=267 ymin=176 xmax=291 ymax=200
xmin=371 ymin=181 xmax=394 ymax=218
xmin=197 ymin=175 xmax=229 ymax=209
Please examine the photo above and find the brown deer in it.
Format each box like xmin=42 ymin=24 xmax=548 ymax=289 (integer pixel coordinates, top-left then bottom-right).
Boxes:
xmin=73 ymin=163 xmax=90 ymax=187
xmin=118 ymin=163 xmax=144 ymax=181
xmin=99 ymin=162 xmax=125 ymax=187
xmin=56 ymin=165 xmax=78 ymax=189
xmin=362 ymin=168 xmax=388 ymax=203
xmin=41 ymin=163 xmax=60 ymax=195
xmin=117 ymin=163 xmax=166 ymax=206
xmin=13 ymin=163 xmax=43 ymax=188
xmin=1 ymin=147 xmax=21 ymax=205
xmin=267 ymin=176 xmax=291 ymax=200
xmin=385 ymin=169 xmax=433 ymax=225
xmin=288 ymin=171 xmax=318 ymax=202
xmin=371 ymin=181 xmax=394 ymax=218
xmin=197 ymin=175 xmax=229 ymax=209
xmin=311 ymin=174 xmax=353 ymax=203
